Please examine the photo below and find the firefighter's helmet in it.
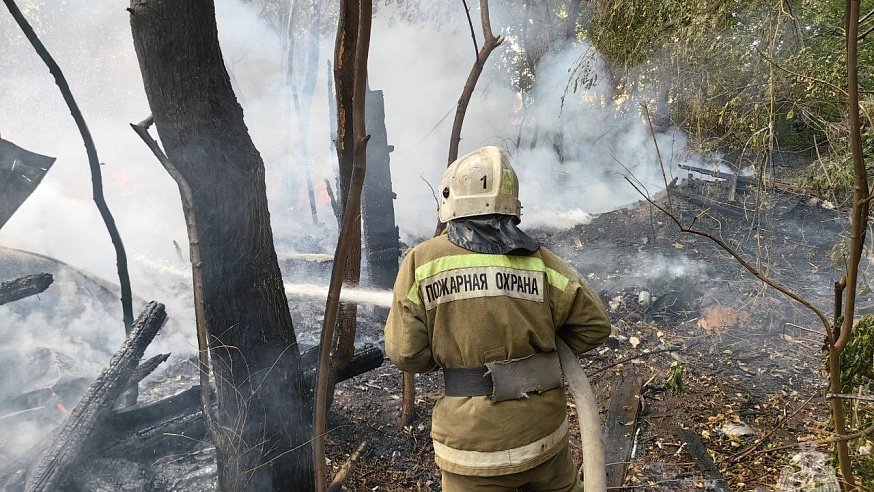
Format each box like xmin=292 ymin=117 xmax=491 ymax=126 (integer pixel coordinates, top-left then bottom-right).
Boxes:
xmin=438 ymin=146 xmax=521 ymax=223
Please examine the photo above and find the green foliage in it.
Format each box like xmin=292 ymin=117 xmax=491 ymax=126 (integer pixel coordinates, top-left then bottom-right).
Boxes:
xmin=840 ymin=315 xmax=874 ymax=393
xmin=666 ymin=361 xmax=684 ymax=395
xmin=578 ymin=0 xmax=874 ymax=190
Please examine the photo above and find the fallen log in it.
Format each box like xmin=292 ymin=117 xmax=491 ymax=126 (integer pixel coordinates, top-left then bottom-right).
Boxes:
xmin=93 ymin=344 xmax=384 ymax=461
xmin=0 ymin=273 xmax=53 ymax=306
xmin=603 ymin=370 xmax=643 ymax=488
xmin=99 ymin=397 xmax=208 ymax=460
xmin=16 ymin=302 xmax=167 ymax=492
xmin=0 ymin=139 xmax=55 ymax=231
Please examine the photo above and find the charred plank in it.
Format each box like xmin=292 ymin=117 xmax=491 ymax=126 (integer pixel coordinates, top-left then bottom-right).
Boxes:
xmin=675 ymin=427 xmax=730 ymax=492
xmin=603 ymin=370 xmax=643 ymax=488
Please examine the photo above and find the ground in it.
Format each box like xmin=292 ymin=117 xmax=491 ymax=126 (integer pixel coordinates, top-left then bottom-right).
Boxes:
xmin=3 ymin=172 xmax=865 ymax=491
xmin=323 ymin=175 xmax=868 ymax=491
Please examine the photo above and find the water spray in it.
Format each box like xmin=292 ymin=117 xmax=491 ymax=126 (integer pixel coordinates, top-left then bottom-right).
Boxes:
xmin=283 ymin=283 xmax=393 ymax=308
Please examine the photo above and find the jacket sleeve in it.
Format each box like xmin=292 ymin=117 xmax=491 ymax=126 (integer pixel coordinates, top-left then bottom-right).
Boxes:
xmin=543 ymin=249 xmax=612 ymax=355
xmin=555 ymin=278 xmax=612 ymax=355
xmin=384 ymin=249 xmax=438 ymax=373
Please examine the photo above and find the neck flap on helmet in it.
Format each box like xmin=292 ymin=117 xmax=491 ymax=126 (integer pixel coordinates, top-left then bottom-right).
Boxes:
xmin=447 ymin=214 xmax=540 ymax=255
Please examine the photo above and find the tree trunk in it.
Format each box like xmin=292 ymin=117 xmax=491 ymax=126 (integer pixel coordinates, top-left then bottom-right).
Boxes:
xmin=329 ymin=0 xmax=363 ymax=409
xmin=128 ymin=2 xmax=314 ymax=490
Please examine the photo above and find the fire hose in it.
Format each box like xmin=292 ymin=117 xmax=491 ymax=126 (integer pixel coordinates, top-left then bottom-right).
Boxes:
xmin=556 ymin=337 xmax=607 ymax=492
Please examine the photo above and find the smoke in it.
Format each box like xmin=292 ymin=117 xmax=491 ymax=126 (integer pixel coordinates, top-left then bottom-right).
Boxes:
xmin=0 ymin=0 xmax=694 ymax=403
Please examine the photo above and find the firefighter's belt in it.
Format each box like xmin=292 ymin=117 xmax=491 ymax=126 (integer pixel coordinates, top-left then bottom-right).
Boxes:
xmin=443 ymin=351 xmax=563 ymax=403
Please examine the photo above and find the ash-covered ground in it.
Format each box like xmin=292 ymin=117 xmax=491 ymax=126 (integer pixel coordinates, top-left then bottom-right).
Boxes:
xmin=1 ymin=175 xmax=861 ymax=491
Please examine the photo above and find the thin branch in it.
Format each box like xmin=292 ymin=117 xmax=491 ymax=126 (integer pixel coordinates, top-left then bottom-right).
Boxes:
xmin=314 ymin=0 xmax=372 ymax=489
xmin=326 ymin=442 xmax=367 ymax=492
xmin=461 ymin=0 xmax=479 ymax=57
xmin=859 ymin=7 xmax=874 ymax=26
xmin=446 ymin=0 xmax=504 ymax=165
xmin=827 ymin=393 xmax=874 ymax=402
xmin=755 ymin=46 xmax=848 ymax=97
xmin=129 ymin=116 xmax=218 ymax=435
xmin=726 ymin=393 xmax=817 ymax=462
xmin=643 ymin=104 xmax=674 ymax=216
xmin=859 ymin=21 xmax=874 ymax=42
xmin=586 ymin=348 xmax=678 ymax=376
xmin=479 ymin=0 xmax=494 ymax=41
xmin=626 ymin=175 xmax=833 ymax=339
xmin=4 ymin=0 xmax=134 ymax=335
xmin=749 ymin=421 xmax=874 ymax=457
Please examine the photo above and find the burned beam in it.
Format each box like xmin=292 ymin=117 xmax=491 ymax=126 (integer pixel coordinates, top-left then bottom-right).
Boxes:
xmin=362 ymin=88 xmax=400 ymax=292
xmin=0 ymin=273 xmax=53 ymax=306
xmin=675 ymin=427 xmax=730 ymax=492
xmin=603 ymin=370 xmax=643 ymax=488
xmin=22 ymin=302 xmax=167 ymax=492
xmin=0 ymin=139 xmax=55 ymax=231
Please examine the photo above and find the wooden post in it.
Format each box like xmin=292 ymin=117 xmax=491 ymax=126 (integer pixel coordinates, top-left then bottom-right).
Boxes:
xmin=362 ymin=88 xmax=400 ymax=293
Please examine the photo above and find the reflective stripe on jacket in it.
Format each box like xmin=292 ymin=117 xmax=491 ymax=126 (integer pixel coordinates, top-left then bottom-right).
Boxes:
xmin=384 ymin=232 xmax=611 ymax=477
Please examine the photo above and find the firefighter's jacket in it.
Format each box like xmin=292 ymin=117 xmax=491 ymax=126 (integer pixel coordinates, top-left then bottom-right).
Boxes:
xmin=385 ymin=232 xmax=611 ymax=477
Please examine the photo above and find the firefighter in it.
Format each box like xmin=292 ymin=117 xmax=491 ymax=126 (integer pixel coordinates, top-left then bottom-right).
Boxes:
xmin=384 ymin=146 xmax=612 ymax=491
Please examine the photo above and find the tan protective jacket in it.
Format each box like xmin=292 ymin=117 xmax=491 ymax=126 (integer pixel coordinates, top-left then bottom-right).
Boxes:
xmin=385 ymin=233 xmax=611 ymax=477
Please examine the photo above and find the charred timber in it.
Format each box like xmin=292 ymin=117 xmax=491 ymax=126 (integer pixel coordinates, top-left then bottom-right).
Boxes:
xmin=0 ymin=273 xmax=53 ymax=306
xmin=673 ymin=188 xmax=747 ymax=218
xmin=127 ymin=353 xmax=170 ymax=387
xmin=675 ymin=427 xmax=730 ymax=491
xmin=21 ymin=302 xmax=167 ymax=492
xmin=603 ymin=371 xmax=643 ymax=488
xmin=94 ymin=345 xmax=384 ymax=462
xmin=361 ymin=88 xmax=400 ymax=291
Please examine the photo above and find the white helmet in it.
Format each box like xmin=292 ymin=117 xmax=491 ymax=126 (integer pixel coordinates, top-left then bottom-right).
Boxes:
xmin=438 ymin=146 xmax=521 ymax=223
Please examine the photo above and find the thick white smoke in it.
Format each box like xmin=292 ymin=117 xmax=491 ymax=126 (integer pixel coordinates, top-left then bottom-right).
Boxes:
xmin=0 ymin=1 xmax=691 ymax=364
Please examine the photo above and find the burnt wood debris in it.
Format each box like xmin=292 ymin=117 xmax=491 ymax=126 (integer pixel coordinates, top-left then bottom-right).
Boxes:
xmin=0 ymin=296 xmax=382 ymax=492
xmin=1 ymin=302 xmax=167 ymax=492
xmin=0 ymin=274 xmax=53 ymax=306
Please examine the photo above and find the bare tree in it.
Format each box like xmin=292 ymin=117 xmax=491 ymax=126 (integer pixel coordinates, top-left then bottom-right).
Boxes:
xmin=128 ymin=1 xmax=313 ymax=490
xmin=314 ymin=0 xmax=373 ymax=488
xmin=3 ymin=0 xmax=134 ymax=335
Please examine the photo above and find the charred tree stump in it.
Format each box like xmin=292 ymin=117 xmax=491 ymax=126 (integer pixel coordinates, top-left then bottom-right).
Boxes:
xmin=0 ymin=139 xmax=55 ymax=231
xmin=0 ymin=274 xmax=53 ymax=306
xmin=362 ymin=88 xmax=400 ymax=295
xmin=21 ymin=302 xmax=167 ymax=492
